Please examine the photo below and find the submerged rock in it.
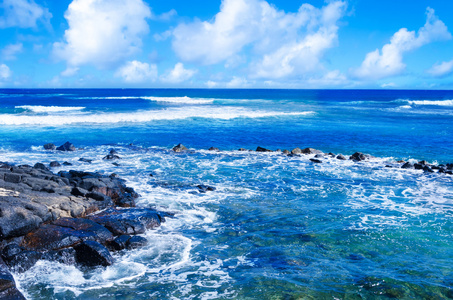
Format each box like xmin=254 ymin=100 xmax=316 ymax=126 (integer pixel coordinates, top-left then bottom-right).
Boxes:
xmin=256 ymin=146 xmax=272 ymax=152
xmin=43 ymin=143 xmax=56 ymax=151
xmin=208 ymin=147 xmax=219 ymax=151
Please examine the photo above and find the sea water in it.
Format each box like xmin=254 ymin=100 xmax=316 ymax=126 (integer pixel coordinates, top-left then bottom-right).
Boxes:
xmin=0 ymin=89 xmax=452 ymax=299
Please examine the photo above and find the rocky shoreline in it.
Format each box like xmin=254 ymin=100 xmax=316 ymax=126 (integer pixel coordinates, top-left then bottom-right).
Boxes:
xmin=0 ymin=142 xmax=451 ymax=299
xmin=0 ymin=143 xmax=174 ymax=299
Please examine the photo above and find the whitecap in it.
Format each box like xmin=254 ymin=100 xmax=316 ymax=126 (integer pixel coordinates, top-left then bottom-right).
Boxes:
xmin=15 ymin=105 xmax=85 ymax=113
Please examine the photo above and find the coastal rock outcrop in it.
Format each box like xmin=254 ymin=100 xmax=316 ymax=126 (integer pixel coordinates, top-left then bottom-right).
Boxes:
xmin=173 ymin=144 xmax=188 ymax=152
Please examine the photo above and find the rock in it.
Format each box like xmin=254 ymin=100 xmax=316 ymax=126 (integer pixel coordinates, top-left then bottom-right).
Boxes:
xmin=446 ymin=163 xmax=453 ymax=170
xmin=21 ymin=218 xmax=114 ymax=251
xmin=56 ymin=142 xmax=76 ymax=152
xmin=126 ymin=236 xmax=148 ymax=250
xmin=336 ymin=154 xmax=346 ymax=160
xmin=256 ymin=146 xmax=272 ymax=152
xmin=328 ymin=152 xmax=336 ymax=157
xmin=302 ymin=148 xmax=322 ymax=154
xmin=350 ymin=152 xmax=367 ymax=162
xmin=418 ymin=160 xmax=429 ymax=165
xmin=208 ymin=147 xmax=219 ymax=151
xmin=78 ymin=158 xmax=93 ymax=164
xmin=423 ymin=166 xmax=434 ymax=173
xmin=238 ymin=148 xmax=248 ymax=151
xmin=71 ymin=187 xmax=89 ymax=197
xmin=110 ymin=235 xmax=131 ymax=251
xmin=74 ymin=241 xmax=114 ymax=267
xmin=62 ymin=162 xmax=72 ymax=166
xmin=0 ymin=257 xmax=25 ymax=300
xmin=282 ymin=150 xmax=290 ymax=155
xmin=43 ymin=143 xmax=56 ymax=150
xmin=3 ymin=173 xmax=21 ymax=184
xmin=103 ymin=154 xmax=121 ymax=160
xmin=291 ymin=148 xmax=302 ymax=155
xmin=86 ymin=191 xmax=110 ymax=202
xmin=33 ymin=163 xmax=48 ymax=171
xmin=197 ymin=184 xmax=216 ymax=193
xmin=401 ymin=162 xmax=414 ymax=169
xmin=1 ymin=244 xmax=24 ymax=261
xmin=49 ymin=161 xmax=61 ymax=168
xmin=314 ymin=154 xmax=324 ymax=158
xmin=4 ymin=250 xmax=42 ymax=273
xmin=414 ymin=163 xmax=424 ymax=170
xmin=41 ymin=248 xmax=76 ymax=265
xmin=87 ymin=207 xmax=165 ymax=236
xmin=310 ymin=159 xmax=322 ymax=164
xmin=172 ymin=144 xmax=188 ymax=152
xmin=109 ymin=149 xmax=118 ymax=155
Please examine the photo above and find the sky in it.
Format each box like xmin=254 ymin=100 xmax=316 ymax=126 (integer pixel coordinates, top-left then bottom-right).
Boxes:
xmin=1 ymin=0 xmax=453 ymax=89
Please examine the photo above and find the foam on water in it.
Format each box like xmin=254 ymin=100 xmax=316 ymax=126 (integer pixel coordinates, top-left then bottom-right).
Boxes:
xmin=0 ymin=107 xmax=314 ymax=125
xmin=75 ymin=96 xmax=215 ymax=104
xmin=15 ymin=105 xmax=86 ymax=113
xmin=400 ymin=99 xmax=453 ymax=106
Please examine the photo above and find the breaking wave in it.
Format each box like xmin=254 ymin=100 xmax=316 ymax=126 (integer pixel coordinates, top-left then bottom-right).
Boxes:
xmin=15 ymin=105 xmax=86 ymax=113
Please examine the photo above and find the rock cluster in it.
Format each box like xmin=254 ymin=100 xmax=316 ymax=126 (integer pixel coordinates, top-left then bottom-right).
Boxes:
xmin=0 ymin=160 xmax=172 ymax=299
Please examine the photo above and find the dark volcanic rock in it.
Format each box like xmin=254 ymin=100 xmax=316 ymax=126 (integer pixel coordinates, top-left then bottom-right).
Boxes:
xmin=197 ymin=184 xmax=216 ymax=193
xmin=0 ymin=257 xmax=25 ymax=300
xmin=49 ymin=161 xmax=61 ymax=168
xmin=238 ymin=148 xmax=248 ymax=151
xmin=43 ymin=143 xmax=56 ymax=151
xmin=423 ymin=166 xmax=434 ymax=173
xmin=310 ymin=159 xmax=322 ymax=164
xmin=282 ymin=150 xmax=290 ymax=155
xmin=87 ymin=208 xmax=165 ymax=236
xmin=56 ymin=142 xmax=76 ymax=152
xmin=103 ymin=154 xmax=121 ymax=160
xmin=110 ymin=235 xmax=131 ymax=251
xmin=401 ymin=162 xmax=414 ymax=169
xmin=33 ymin=163 xmax=48 ymax=171
xmin=302 ymin=148 xmax=323 ymax=154
xmin=256 ymin=146 xmax=272 ymax=152
xmin=78 ymin=158 xmax=93 ymax=164
xmin=173 ymin=144 xmax=188 ymax=152
xmin=350 ymin=152 xmax=367 ymax=162
xmin=208 ymin=147 xmax=219 ymax=151
xmin=4 ymin=250 xmax=42 ymax=273
xmin=336 ymin=154 xmax=347 ymax=160
xmin=42 ymin=248 xmax=76 ymax=265
xmin=414 ymin=163 xmax=424 ymax=170
xmin=74 ymin=241 xmax=113 ymax=267
xmin=62 ymin=161 xmax=72 ymax=166
xmin=126 ymin=236 xmax=148 ymax=250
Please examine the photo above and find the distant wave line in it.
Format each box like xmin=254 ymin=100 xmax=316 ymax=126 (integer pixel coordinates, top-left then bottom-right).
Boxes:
xmin=15 ymin=105 xmax=86 ymax=113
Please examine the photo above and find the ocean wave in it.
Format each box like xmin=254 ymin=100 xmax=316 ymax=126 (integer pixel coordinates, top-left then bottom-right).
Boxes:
xmin=15 ymin=105 xmax=86 ymax=113
xmin=0 ymin=108 xmax=314 ymax=125
xmin=398 ymin=99 xmax=453 ymax=106
xmin=75 ymin=96 xmax=214 ymax=104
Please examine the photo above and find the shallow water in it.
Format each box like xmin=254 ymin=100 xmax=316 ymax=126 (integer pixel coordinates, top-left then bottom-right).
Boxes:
xmin=0 ymin=89 xmax=452 ymax=299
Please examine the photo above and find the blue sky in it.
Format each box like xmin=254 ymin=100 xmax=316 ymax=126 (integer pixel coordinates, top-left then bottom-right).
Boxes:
xmin=1 ymin=0 xmax=453 ymax=89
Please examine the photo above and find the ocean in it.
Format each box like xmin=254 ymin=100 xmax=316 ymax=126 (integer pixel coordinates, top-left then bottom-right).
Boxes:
xmin=0 ymin=89 xmax=452 ymax=299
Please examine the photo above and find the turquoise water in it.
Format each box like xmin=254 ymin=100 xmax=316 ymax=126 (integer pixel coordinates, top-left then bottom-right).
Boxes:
xmin=0 ymin=89 xmax=452 ymax=299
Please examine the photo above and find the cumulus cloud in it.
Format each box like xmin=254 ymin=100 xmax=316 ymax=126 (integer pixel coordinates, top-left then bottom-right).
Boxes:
xmin=427 ymin=60 xmax=453 ymax=77
xmin=352 ymin=7 xmax=451 ymax=80
xmin=1 ymin=43 xmax=23 ymax=60
xmin=172 ymin=0 xmax=346 ymax=79
xmin=0 ymin=0 xmax=51 ymax=29
xmin=0 ymin=64 xmax=12 ymax=80
xmin=53 ymin=0 xmax=151 ymax=71
xmin=160 ymin=63 xmax=197 ymax=83
xmin=115 ymin=60 xmax=158 ymax=83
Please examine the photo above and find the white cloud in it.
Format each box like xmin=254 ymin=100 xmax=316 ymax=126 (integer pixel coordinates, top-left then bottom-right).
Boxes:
xmin=205 ymin=81 xmax=218 ymax=88
xmin=0 ymin=64 xmax=12 ymax=80
xmin=226 ymin=76 xmax=249 ymax=88
xmin=172 ymin=0 xmax=346 ymax=80
xmin=1 ymin=43 xmax=23 ymax=60
xmin=161 ymin=63 xmax=197 ymax=83
xmin=427 ymin=60 xmax=453 ymax=77
xmin=151 ymin=9 xmax=177 ymax=21
xmin=115 ymin=60 xmax=158 ymax=83
xmin=53 ymin=0 xmax=151 ymax=69
xmin=306 ymin=70 xmax=348 ymax=87
xmin=352 ymin=7 xmax=451 ymax=80
xmin=0 ymin=0 xmax=51 ymax=28
xmin=60 ymin=67 xmax=79 ymax=77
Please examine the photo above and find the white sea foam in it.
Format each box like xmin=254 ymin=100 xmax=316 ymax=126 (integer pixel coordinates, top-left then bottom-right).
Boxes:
xmin=15 ymin=105 xmax=85 ymax=113
xmin=76 ymin=96 xmax=214 ymax=104
xmin=0 ymin=107 xmax=314 ymax=125
xmin=401 ymin=99 xmax=453 ymax=106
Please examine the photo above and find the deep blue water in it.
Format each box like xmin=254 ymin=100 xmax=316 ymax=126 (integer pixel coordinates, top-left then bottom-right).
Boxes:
xmin=0 ymin=89 xmax=452 ymax=299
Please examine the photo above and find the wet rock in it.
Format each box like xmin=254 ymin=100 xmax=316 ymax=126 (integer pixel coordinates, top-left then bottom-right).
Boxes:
xmin=86 ymin=191 xmax=111 ymax=202
xmin=314 ymin=154 xmax=324 ymax=158
xmin=414 ymin=163 xmax=424 ymax=170
xmin=291 ymin=148 xmax=302 ymax=155
xmin=302 ymin=148 xmax=322 ymax=155
xmin=87 ymin=207 xmax=165 ymax=236
xmin=350 ymin=152 xmax=367 ymax=162
xmin=256 ymin=146 xmax=272 ymax=152
xmin=103 ymin=150 xmax=121 ymax=160
xmin=336 ymin=154 xmax=346 ymax=160
xmin=310 ymin=159 xmax=322 ymax=164
xmin=126 ymin=236 xmax=148 ymax=250
xmin=62 ymin=161 xmax=72 ymax=166
xmin=238 ymin=148 xmax=248 ymax=151
xmin=208 ymin=147 xmax=219 ymax=151
xmin=423 ymin=166 xmax=434 ymax=173
xmin=282 ymin=150 xmax=290 ymax=155
xmin=173 ymin=144 xmax=188 ymax=152
xmin=78 ymin=158 xmax=93 ymax=164
xmin=74 ymin=241 xmax=113 ymax=267
xmin=446 ymin=163 xmax=453 ymax=170
xmin=110 ymin=235 xmax=131 ymax=251
xmin=1 ymin=244 xmax=24 ymax=261
xmin=4 ymin=250 xmax=42 ymax=273
xmin=49 ymin=161 xmax=61 ymax=168
xmin=43 ymin=143 xmax=56 ymax=150
xmin=418 ymin=160 xmax=429 ymax=165
xmin=41 ymin=248 xmax=76 ymax=265
xmin=56 ymin=142 xmax=76 ymax=152
xmin=71 ymin=187 xmax=89 ymax=197
xmin=21 ymin=218 xmax=114 ymax=251
xmin=197 ymin=184 xmax=216 ymax=193
xmin=328 ymin=152 xmax=336 ymax=157
xmin=33 ymin=163 xmax=48 ymax=171
xmin=3 ymin=173 xmax=21 ymax=184
xmin=401 ymin=162 xmax=414 ymax=169
xmin=0 ymin=257 xmax=25 ymax=300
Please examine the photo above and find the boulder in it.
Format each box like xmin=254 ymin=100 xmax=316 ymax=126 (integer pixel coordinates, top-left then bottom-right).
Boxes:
xmin=336 ymin=154 xmax=347 ymax=160
xmin=197 ymin=184 xmax=216 ymax=193
xmin=423 ymin=166 xmax=434 ymax=173
xmin=87 ymin=207 xmax=166 ymax=236
xmin=208 ymin=147 xmax=219 ymax=151
xmin=78 ymin=158 xmax=93 ymax=164
xmin=62 ymin=162 xmax=72 ymax=166
xmin=110 ymin=235 xmax=131 ymax=251
xmin=103 ymin=154 xmax=121 ymax=160
xmin=256 ymin=147 xmax=272 ymax=152
xmin=3 ymin=250 xmax=42 ymax=273
xmin=41 ymin=248 xmax=76 ymax=265
xmin=173 ymin=144 xmax=188 ymax=152
xmin=238 ymin=148 xmax=248 ymax=151
xmin=126 ymin=236 xmax=148 ymax=250
xmin=350 ymin=152 xmax=367 ymax=162
xmin=43 ymin=143 xmax=56 ymax=150
xmin=74 ymin=241 xmax=114 ymax=267
xmin=302 ymin=148 xmax=322 ymax=154
xmin=0 ymin=257 xmax=25 ymax=300
xmin=49 ymin=161 xmax=61 ymax=168
xmin=33 ymin=163 xmax=48 ymax=171
xmin=310 ymin=159 xmax=322 ymax=164
xmin=401 ymin=162 xmax=414 ymax=169
xmin=291 ymin=148 xmax=302 ymax=155
xmin=282 ymin=150 xmax=290 ymax=155
xmin=56 ymin=142 xmax=76 ymax=152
